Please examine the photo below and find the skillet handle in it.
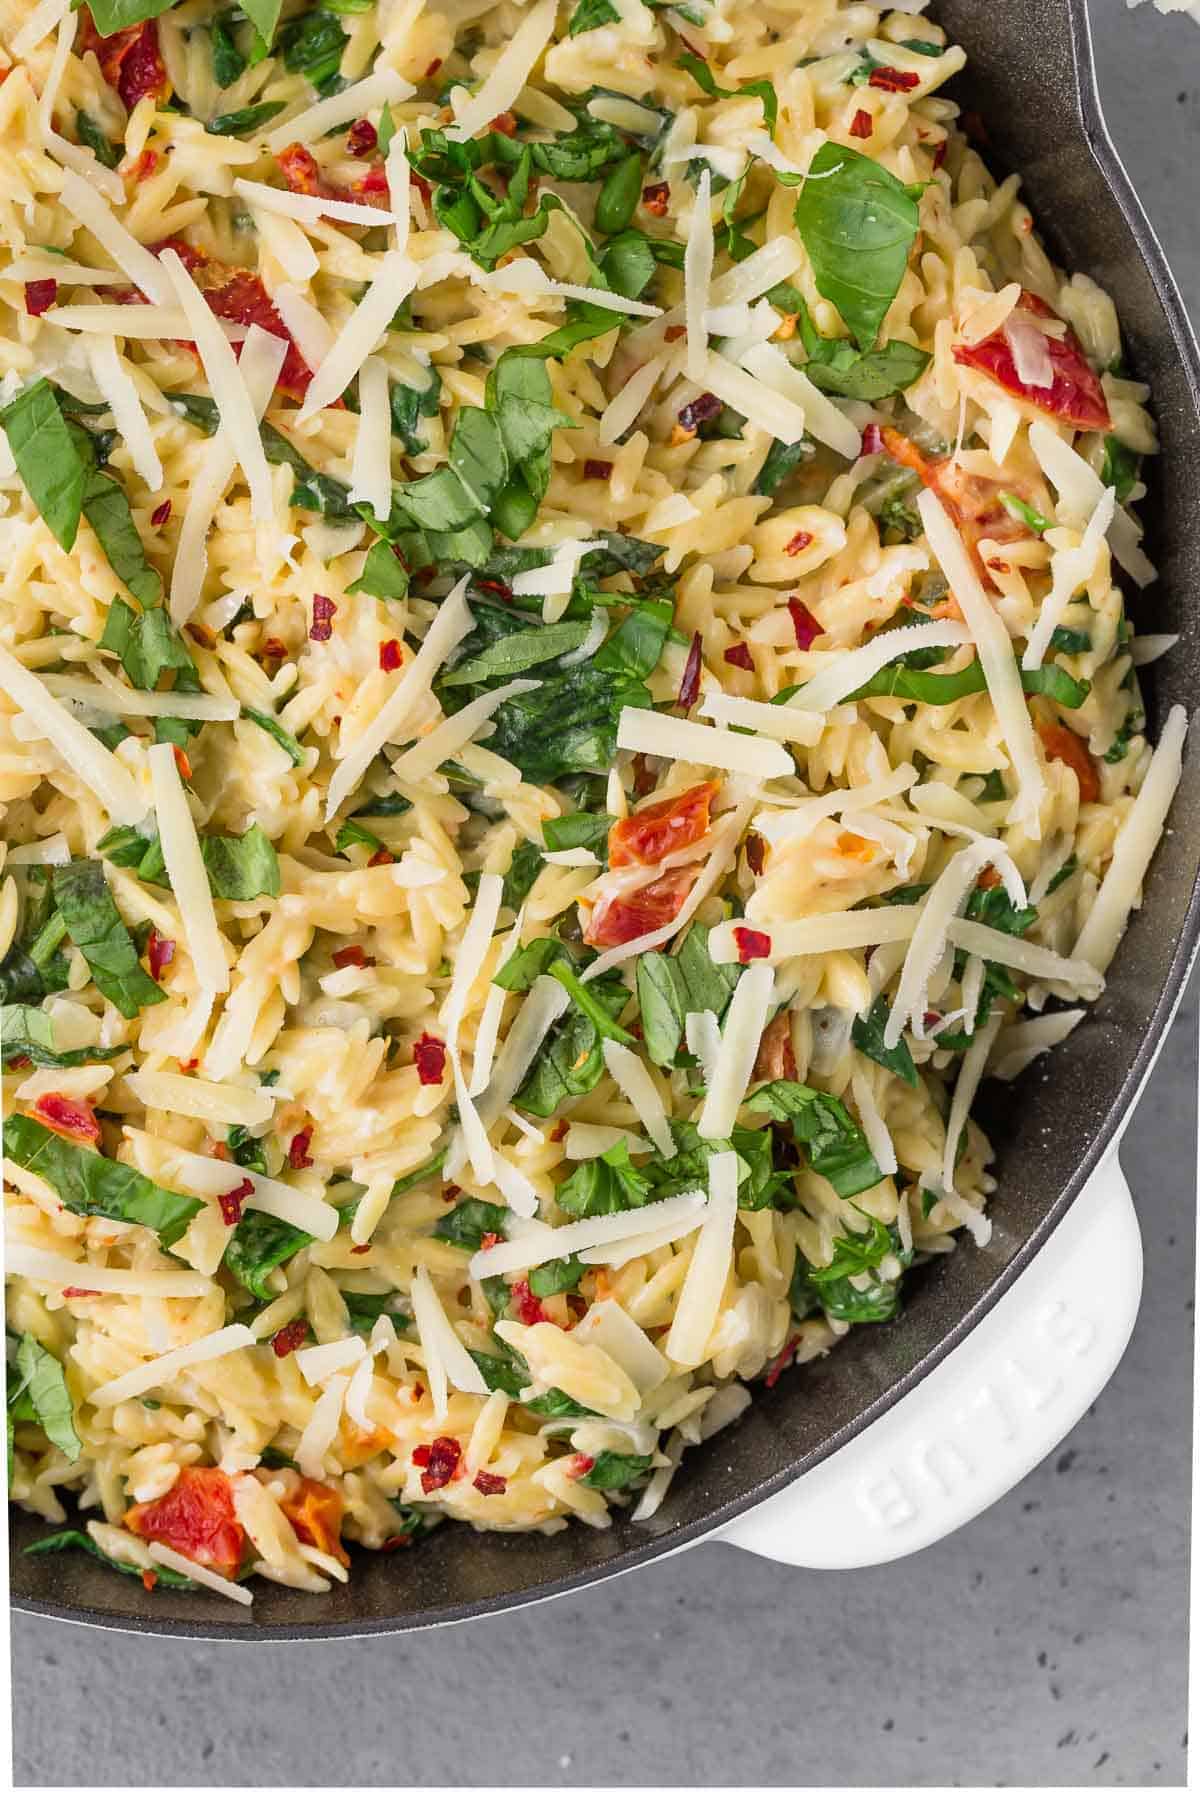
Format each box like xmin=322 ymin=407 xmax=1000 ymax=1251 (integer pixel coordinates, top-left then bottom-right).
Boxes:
xmin=719 ymin=1151 xmax=1141 ymax=1568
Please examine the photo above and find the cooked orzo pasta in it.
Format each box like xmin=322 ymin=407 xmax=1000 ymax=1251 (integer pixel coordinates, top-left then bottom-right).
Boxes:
xmin=1 ymin=0 xmax=1186 ymax=1604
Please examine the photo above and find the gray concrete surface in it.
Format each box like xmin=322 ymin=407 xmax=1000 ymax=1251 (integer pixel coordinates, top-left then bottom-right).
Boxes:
xmin=10 ymin=3 xmax=1200 ymax=1787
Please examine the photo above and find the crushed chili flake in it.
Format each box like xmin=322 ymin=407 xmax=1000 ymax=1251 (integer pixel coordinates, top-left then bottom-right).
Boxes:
xmin=288 ymin=1126 xmax=314 ymax=1170
xmin=511 ymin=1278 xmax=548 ymax=1327
xmin=424 ymin=56 xmax=443 ymax=77
xmin=217 ymin=1177 xmax=254 ymax=1226
xmin=332 ymin=945 xmax=373 ymax=969
xmin=923 ymin=1010 xmax=941 ymax=1031
xmin=787 ymin=597 xmax=823 ymax=650
xmin=150 ymin=498 xmax=172 ymax=527
xmin=346 ymin=118 xmax=377 ymax=157
xmin=490 ymin=110 xmax=518 ymax=136
xmin=146 ymin=929 xmax=175 ymax=981
xmin=413 ymin=1436 xmax=461 ymax=1493
xmin=664 ymin=323 xmax=687 ymax=342
xmin=583 ymin=458 xmax=614 ymax=481
xmin=272 ymin=1319 xmax=309 ymax=1358
xmin=849 ymin=108 xmax=873 ymax=139
xmin=382 ymin=1533 xmax=411 ymax=1551
xmin=860 ymin=423 xmax=884 ymax=457
xmin=765 ymin=1335 xmax=800 ymax=1389
xmin=378 ymin=638 xmax=403 ymax=672
xmin=642 ymin=181 xmax=670 ymax=216
xmin=473 ymin=1470 xmax=507 ymax=1496
xmin=171 ymin=744 xmax=191 ymax=781
xmin=24 ymin=279 xmax=57 ymax=316
xmin=732 ymin=925 xmax=772 ymax=964
xmin=785 ymin=529 xmax=814 ymax=556
xmin=261 ymin=637 xmax=287 ymax=661
xmin=975 ymin=865 xmax=1002 ymax=891
xmin=550 ymin=1119 xmax=569 ymax=1142
xmin=678 ymin=391 xmax=722 ymax=434
xmin=745 ymin=832 xmax=766 ymax=877
xmin=354 ymin=163 xmax=389 ymax=198
xmin=32 ymin=1093 xmax=101 ymax=1144
xmin=310 ymin=595 xmax=336 ymax=641
xmin=141 ymin=1569 xmax=158 ymax=1592
xmin=869 ymin=65 xmax=920 ymax=92
xmin=442 ymin=1184 xmax=462 ymax=1203
xmin=350 ymin=1244 xmax=370 ymax=1255
xmin=413 ymin=1032 xmax=447 ymax=1085
xmin=129 ymin=147 xmax=159 ymax=182
xmin=480 ymin=1231 xmax=502 ymax=1253
xmin=367 ymin=847 xmax=394 ymax=867
xmin=566 ymin=1454 xmax=595 ymax=1480
xmin=723 ymin=642 xmax=754 ymax=672
xmin=932 ymin=138 xmax=948 ymax=170
xmin=6 ymin=1054 xmax=31 ymax=1070
xmin=677 ymin=630 xmax=703 ymax=709
xmin=62 ymin=1287 xmax=101 ymax=1299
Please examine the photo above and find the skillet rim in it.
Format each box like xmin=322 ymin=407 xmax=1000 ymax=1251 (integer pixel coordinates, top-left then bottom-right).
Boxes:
xmin=10 ymin=0 xmax=1200 ymax=1639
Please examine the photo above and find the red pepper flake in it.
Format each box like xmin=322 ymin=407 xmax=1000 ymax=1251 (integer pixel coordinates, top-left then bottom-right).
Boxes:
xmin=217 ymin=1177 xmax=254 ymax=1226
xmin=31 ymin=1094 xmax=101 ymax=1144
xmin=745 ymin=832 xmax=766 ymax=877
xmin=62 ymin=1287 xmax=101 ymax=1299
xmin=171 ymin=744 xmax=191 ymax=782
xmin=664 ymin=323 xmax=687 ymax=342
xmin=354 ymin=163 xmax=389 ymax=199
xmin=24 ymin=279 xmax=57 ymax=316
xmin=272 ymin=1319 xmax=309 ymax=1358
xmin=787 ymin=597 xmax=823 ymax=651
xmin=642 ymin=181 xmax=670 ymax=216
xmin=869 ymin=65 xmax=920 ymax=92
xmin=550 ymin=1119 xmax=569 ymax=1142
xmin=861 ymin=423 xmax=884 ymax=457
xmin=723 ymin=642 xmax=754 ymax=672
xmin=677 ymin=630 xmax=702 ymax=710
xmin=510 ymin=1278 xmax=548 ymax=1327
xmin=932 ymin=138 xmax=948 ymax=171
xmin=179 ymin=1058 xmax=199 ymax=1074
xmin=785 ymin=529 xmax=814 ymax=556
xmin=378 ymin=638 xmax=403 ymax=672
xmin=130 ymin=147 xmax=159 ymax=181
xmin=346 ymin=118 xmax=377 ymax=157
xmin=849 ymin=108 xmax=873 ymax=139
xmin=442 ymin=1184 xmax=462 ymax=1203
xmin=146 ymin=929 xmax=175 ymax=982
xmin=261 ymin=637 xmax=287 ymax=661
xmin=381 ymin=1533 xmax=411 ymax=1551
xmin=473 ymin=1470 xmax=507 ymax=1496
xmin=141 ymin=1569 xmax=158 ymax=1592
xmin=367 ymin=847 xmax=395 ymax=867
xmin=150 ymin=498 xmax=172 ymax=527
xmin=310 ymin=595 xmax=336 ymax=641
xmin=424 ymin=56 xmax=442 ymax=78
xmin=480 ymin=1232 xmax=502 ymax=1254
xmin=678 ymin=390 xmax=721 ymax=434
xmin=764 ymin=1335 xmax=800 ymax=1389
xmin=350 ymin=1244 xmax=370 ymax=1254
xmin=583 ymin=458 xmax=614 ymax=481
xmin=413 ymin=1032 xmax=447 ymax=1086
xmin=923 ymin=1010 xmax=941 ymax=1032
xmin=7 ymin=1054 xmax=31 ymax=1070
xmin=566 ymin=1454 xmax=595 ymax=1480
xmin=332 ymin=945 xmax=373 ymax=969
xmin=490 ymin=110 xmax=518 ymax=136
xmin=413 ymin=1436 xmax=461 ymax=1493
xmin=288 ymin=1126 xmax=314 ymax=1170
xmin=732 ymin=925 xmax=772 ymax=964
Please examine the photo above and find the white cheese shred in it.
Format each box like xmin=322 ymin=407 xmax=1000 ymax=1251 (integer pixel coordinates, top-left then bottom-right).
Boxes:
xmin=411 ymin=1266 xmax=490 ymax=1422
xmin=601 ymin=1041 xmax=675 ymax=1157
xmin=685 ymin=169 xmax=714 ymax=383
xmin=447 ymin=0 xmax=558 ymax=141
xmin=297 ymin=250 xmax=419 ymax=421
xmin=91 ymin=1325 xmax=255 ymax=1407
xmin=348 ymin=355 xmax=393 ymax=522
xmin=148 ymin=742 xmax=230 ymax=995
xmin=885 ymin=838 xmax=1026 ymax=1049
xmin=0 ymin=646 xmax=146 ymax=826
xmin=664 ymin=1152 xmax=738 ymax=1368
xmin=696 ymin=960 xmax=774 ymax=1139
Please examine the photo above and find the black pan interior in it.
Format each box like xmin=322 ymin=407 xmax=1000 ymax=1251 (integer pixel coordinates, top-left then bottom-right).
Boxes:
xmin=10 ymin=0 xmax=1200 ymax=1637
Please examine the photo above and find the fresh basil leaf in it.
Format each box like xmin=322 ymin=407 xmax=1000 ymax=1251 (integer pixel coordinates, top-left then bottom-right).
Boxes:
xmin=84 ymin=0 xmax=174 ymax=33
xmin=578 ymin=1449 xmax=653 ymax=1489
xmin=1048 ymin=625 xmax=1091 ymax=655
xmin=801 ymin=335 xmax=931 ymax=402
xmin=434 ymin=1198 xmax=507 ymax=1251
xmin=75 ymin=110 xmax=120 ymax=168
xmin=469 ymin=1346 xmax=595 ymax=1417
xmin=999 ymin=490 xmax=1052 ymax=534
xmin=342 ymin=1291 xmax=411 ymax=1337
xmin=594 ymin=598 xmax=672 ymax=682
xmin=211 ymin=14 xmax=247 ymax=85
xmin=754 ymin=437 xmax=814 ymax=496
xmin=793 ymin=142 xmax=922 ymax=349
xmin=243 ymin=707 xmax=305 ymax=766
xmin=200 ymin=824 xmax=280 ymax=900
xmin=636 ymin=923 xmax=741 ymax=1067
xmin=3 ymin=1114 xmax=201 ymax=1246
xmin=746 ymin=1080 xmax=883 ymax=1198
xmin=51 ymin=860 xmax=164 ymax=1019
xmin=443 ymin=619 xmax=590 ymax=688
xmin=278 ymin=8 xmax=347 ymax=91
xmin=24 ymin=1528 xmax=199 ymax=1588
xmin=224 ymin=1212 xmax=314 ymax=1299
xmin=0 ymin=379 xmax=87 ymax=551
xmin=207 ymin=101 xmax=286 ymax=135
xmin=14 ymin=1334 xmax=82 ymax=1460
xmin=528 ymin=1255 xmax=585 ymax=1298
xmin=240 ymin=0 xmax=284 ymax=52
xmin=516 ymin=969 xmax=633 ymax=1115
xmin=100 ymin=598 xmax=197 ymax=692
xmin=643 ymin=1118 xmax=787 ymax=1212
xmin=851 ymin=994 xmax=917 ymax=1086
xmin=390 ymin=364 xmax=441 ymax=455
xmin=494 ymin=935 xmax=569 ymax=992
xmin=848 ymin=646 xmax=1090 ymax=710
xmin=171 ymin=394 xmax=357 ymax=520
xmin=347 ymin=539 xmax=409 ymax=601
xmin=500 ymin=839 xmax=543 ymax=910
xmin=485 ymin=666 xmax=651 ymax=784
xmin=1100 ymin=435 xmax=1139 ymax=504
xmin=677 ymin=52 xmax=777 ymax=134
xmin=555 ymin=1140 xmax=654 ymax=1218
xmin=569 ymin=0 xmax=620 ymax=31
xmin=543 ymin=811 xmax=614 ymax=855
xmin=0 ymin=1004 xmax=119 ymax=1068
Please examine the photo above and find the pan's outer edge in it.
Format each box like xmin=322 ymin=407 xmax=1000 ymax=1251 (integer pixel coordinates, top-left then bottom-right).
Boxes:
xmin=10 ymin=0 xmax=1200 ymax=1638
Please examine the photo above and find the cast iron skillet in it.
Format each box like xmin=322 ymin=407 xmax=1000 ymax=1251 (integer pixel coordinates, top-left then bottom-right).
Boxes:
xmin=10 ymin=0 xmax=1200 ymax=1638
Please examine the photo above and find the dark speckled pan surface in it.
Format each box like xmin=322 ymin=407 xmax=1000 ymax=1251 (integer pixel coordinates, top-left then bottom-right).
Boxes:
xmin=10 ymin=0 xmax=1200 ymax=1638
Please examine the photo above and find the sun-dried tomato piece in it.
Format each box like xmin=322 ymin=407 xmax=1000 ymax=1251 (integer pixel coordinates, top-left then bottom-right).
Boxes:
xmin=952 ymin=292 xmax=1111 ymax=431
xmin=566 ymin=1454 xmax=595 ymax=1480
xmin=785 ymin=529 xmax=814 ymax=556
xmin=869 ymin=66 xmax=920 ymax=92
xmin=860 ymin=423 xmax=884 ymax=457
xmin=849 ymin=108 xmax=873 ymax=139
xmin=31 ymin=1094 xmax=101 ymax=1144
xmin=413 ymin=1436 xmax=461 ymax=1493
xmin=24 ymin=279 xmax=57 ymax=316
xmin=346 ymin=118 xmax=378 ymax=158
xmin=150 ymin=498 xmax=172 ymax=527
xmin=473 ymin=1469 xmax=507 ymax=1496
xmin=745 ymin=832 xmax=766 ymax=877
xmin=146 ymin=928 xmax=175 ymax=981
xmin=279 ymin=1477 xmax=349 ymax=1566
xmin=583 ymin=458 xmax=614 ymax=481
xmin=368 ymin=847 xmax=395 ymax=867
xmin=61 ymin=1287 xmax=101 ymax=1299
xmin=1037 ymin=720 xmax=1100 ymax=804
xmin=754 ymin=1009 xmax=797 ymax=1082
xmin=205 ymin=272 xmax=314 ymax=399
xmin=217 ymin=1178 xmax=254 ymax=1226
xmin=609 ymin=780 xmax=719 ymax=870
xmin=787 ymin=598 xmax=823 ymax=650
xmin=276 ymin=143 xmax=336 ymax=199
xmin=510 ymin=1278 xmax=548 ymax=1327
xmin=732 ymin=926 xmax=772 ymax=963
xmin=272 ymin=1319 xmax=309 ymax=1358
xmin=124 ymin=1467 xmax=245 ymax=1577
xmin=642 ymin=181 xmax=670 ymax=216
xmin=288 ymin=1127 xmax=314 ymax=1170
xmin=723 ymin=642 xmax=754 ymax=672
xmin=332 ymin=945 xmax=373 ymax=969
xmin=310 ymin=595 xmax=336 ymax=641
xmin=678 ymin=391 xmax=721 ymax=434
xmin=79 ymin=13 xmax=171 ymax=110
xmin=413 ymin=1032 xmax=447 ymax=1085
xmin=876 ymin=424 xmax=1031 ymax=584
xmin=378 ymin=639 xmax=403 ymax=672
xmin=677 ymin=631 xmax=703 ymax=709
xmin=585 ymin=864 xmax=699 ymax=948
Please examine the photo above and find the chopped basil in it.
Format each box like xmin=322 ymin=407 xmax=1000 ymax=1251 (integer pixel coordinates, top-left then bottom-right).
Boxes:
xmin=999 ymin=490 xmax=1052 ymax=534
xmin=52 ymin=860 xmax=165 ymax=1020
xmin=528 ymin=1255 xmax=585 ymax=1298
xmin=0 ymin=1003 xmax=120 ymax=1069
xmin=75 ymin=111 xmax=120 ymax=169
xmin=677 ymin=52 xmax=778 ymax=135
xmin=3 ymin=1114 xmax=202 ymax=1246
xmin=555 ymin=1139 xmax=653 ymax=1218
xmin=754 ymin=436 xmax=815 ymax=496
xmin=243 ymin=707 xmax=306 ymax=766
xmin=636 ymin=923 xmax=742 ymax=1067
xmin=1100 ymin=435 xmax=1139 ymax=504
xmin=746 ymin=1080 xmax=884 ymax=1199
xmin=793 ymin=143 xmax=923 ymax=350
xmin=10 ymin=1334 xmax=82 ymax=1461
xmin=851 ymin=994 xmax=918 ymax=1086
xmin=347 ymin=539 xmax=409 ymax=601
xmin=578 ymin=1449 xmax=653 ymax=1489
xmin=568 ymin=0 xmax=620 ymax=31
xmin=206 ymin=101 xmax=286 ymax=135
xmin=543 ymin=811 xmax=614 ymax=856
xmin=24 ymin=1528 xmax=198 ymax=1589
xmin=433 ymin=1198 xmax=507 ymax=1251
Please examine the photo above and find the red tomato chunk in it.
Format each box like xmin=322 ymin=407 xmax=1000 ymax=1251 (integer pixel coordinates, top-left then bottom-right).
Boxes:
xmin=124 ymin=1467 xmax=246 ymax=1578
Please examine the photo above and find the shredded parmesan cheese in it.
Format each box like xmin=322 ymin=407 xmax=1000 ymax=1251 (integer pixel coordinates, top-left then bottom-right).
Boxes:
xmin=696 ymin=960 xmax=774 ymax=1139
xmin=601 ymin=1040 xmax=675 ymax=1156
xmin=616 ymin=707 xmax=793 ymax=778
xmin=297 ymin=250 xmax=419 ymax=421
xmin=411 ymin=1266 xmax=490 ymax=1421
xmin=148 ymin=742 xmax=229 ymax=995
xmin=664 ymin=1151 xmax=738 ymax=1367
xmin=447 ymin=0 xmax=558 ymax=141
xmin=91 ymin=1325 xmax=255 ymax=1407
xmin=0 ymin=646 xmax=147 ymax=826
